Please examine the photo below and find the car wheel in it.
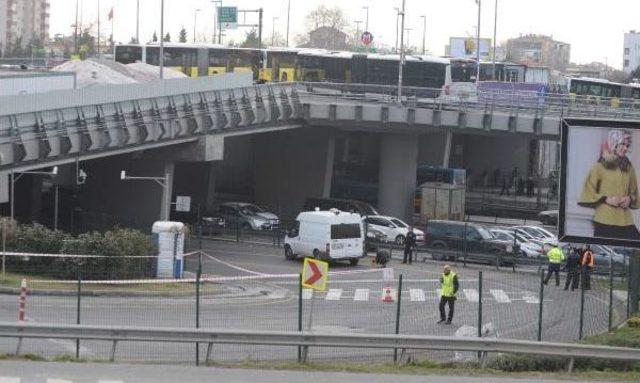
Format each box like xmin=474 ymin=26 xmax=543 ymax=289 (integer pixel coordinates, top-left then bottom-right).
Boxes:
xmin=349 ymin=258 xmax=359 ymax=266
xmin=285 ymin=246 xmax=295 ymax=261
xmin=431 ymin=242 xmax=448 ymax=261
xmin=395 ymin=235 xmax=405 ymax=245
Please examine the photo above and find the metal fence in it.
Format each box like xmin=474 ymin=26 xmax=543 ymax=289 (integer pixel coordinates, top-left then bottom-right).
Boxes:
xmin=0 ymin=245 xmax=633 ymax=364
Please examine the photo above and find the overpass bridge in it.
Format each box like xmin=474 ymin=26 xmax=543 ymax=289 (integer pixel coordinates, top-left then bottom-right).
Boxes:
xmin=1 ymin=75 xmax=639 ymax=227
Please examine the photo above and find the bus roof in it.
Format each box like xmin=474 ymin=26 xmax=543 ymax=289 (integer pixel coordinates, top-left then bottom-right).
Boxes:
xmin=366 ymin=53 xmax=450 ymax=64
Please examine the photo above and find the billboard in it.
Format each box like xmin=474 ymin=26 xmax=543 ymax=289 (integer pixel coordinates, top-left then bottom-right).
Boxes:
xmin=449 ymin=37 xmax=491 ymax=59
xmin=559 ymin=118 xmax=640 ymax=247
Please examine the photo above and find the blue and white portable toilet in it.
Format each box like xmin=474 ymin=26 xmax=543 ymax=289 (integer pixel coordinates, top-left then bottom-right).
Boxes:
xmin=152 ymin=221 xmax=186 ymax=279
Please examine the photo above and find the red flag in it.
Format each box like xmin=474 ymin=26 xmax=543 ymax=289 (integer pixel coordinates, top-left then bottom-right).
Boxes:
xmin=108 ymin=7 xmax=114 ymax=21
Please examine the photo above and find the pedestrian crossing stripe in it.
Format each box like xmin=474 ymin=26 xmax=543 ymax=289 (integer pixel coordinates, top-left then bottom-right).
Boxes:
xmin=410 ymin=288 xmax=426 ymax=302
xmin=0 ymin=378 xmax=20 ymax=383
xmin=47 ymin=379 xmax=74 ymax=383
xmin=522 ymin=291 xmax=540 ymax=304
xmin=302 ymin=288 xmax=313 ymax=300
xmin=354 ymin=288 xmax=369 ymax=301
xmin=325 ymin=289 xmax=342 ymax=301
xmin=490 ymin=289 xmax=512 ymax=303
xmin=463 ymin=289 xmax=479 ymax=302
xmin=99 ymin=381 xmax=124 ymax=383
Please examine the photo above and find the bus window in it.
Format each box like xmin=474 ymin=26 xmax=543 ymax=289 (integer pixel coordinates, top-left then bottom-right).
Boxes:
xmin=115 ymin=45 xmax=143 ymax=64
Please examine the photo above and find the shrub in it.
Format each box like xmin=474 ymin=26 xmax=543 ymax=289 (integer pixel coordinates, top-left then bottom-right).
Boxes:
xmin=628 ymin=317 xmax=640 ymax=329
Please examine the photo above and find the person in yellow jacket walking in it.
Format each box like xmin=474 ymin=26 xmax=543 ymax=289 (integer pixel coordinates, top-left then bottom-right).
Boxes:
xmin=438 ymin=265 xmax=460 ymax=325
xmin=543 ymin=242 xmax=565 ymax=287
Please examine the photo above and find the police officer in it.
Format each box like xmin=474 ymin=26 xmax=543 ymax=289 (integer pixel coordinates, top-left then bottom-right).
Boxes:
xmin=438 ymin=265 xmax=459 ymax=325
xmin=543 ymin=242 xmax=565 ymax=287
xmin=564 ymin=247 xmax=581 ymax=291
xmin=581 ymin=245 xmax=595 ymax=290
xmin=402 ymin=226 xmax=417 ymax=264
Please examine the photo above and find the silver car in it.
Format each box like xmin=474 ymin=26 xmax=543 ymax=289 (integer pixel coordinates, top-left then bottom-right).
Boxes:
xmin=217 ymin=202 xmax=280 ymax=231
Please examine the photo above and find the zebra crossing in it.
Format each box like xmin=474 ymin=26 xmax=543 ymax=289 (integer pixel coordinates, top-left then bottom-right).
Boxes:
xmin=0 ymin=379 xmax=123 ymax=383
xmin=301 ymin=288 xmax=541 ymax=304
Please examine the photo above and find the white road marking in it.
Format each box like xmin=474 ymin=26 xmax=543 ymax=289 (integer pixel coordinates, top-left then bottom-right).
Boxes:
xmin=47 ymin=379 xmax=74 ymax=383
xmin=410 ymin=289 xmax=426 ymax=302
xmin=0 ymin=378 xmax=20 ymax=383
xmin=325 ymin=289 xmax=342 ymax=301
xmin=490 ymin=289 xmax=512 ymax=303
xmin=99 ymin=381 xmax=124 ymax=383
xmin=463 ymin=289 xmax=479 ymax=302
xmin=302 ymin=289 xmax=313 ymax=300
xmin=522 ymin=291 xmax=540 ymax=304
xmin=354 ymin=289 xmax=369 ymax=301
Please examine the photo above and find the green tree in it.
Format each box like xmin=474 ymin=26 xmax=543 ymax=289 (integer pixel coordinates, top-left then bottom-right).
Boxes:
xmin=240 ymin=29 xmax=261 ymax=48
xmin=129 ymin=37 xmax=138 ymax=44
xmin=179 ymin=27 xmax=187 ymax=43
xmin=163 ymin=33 xmax=171 ymax=42
xmin=152 ymin=31 xmax=158 ymax=42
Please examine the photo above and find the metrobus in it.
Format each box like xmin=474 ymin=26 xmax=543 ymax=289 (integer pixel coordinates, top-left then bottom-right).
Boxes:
xmin=565 ymin=77 xmax=640 ymax=99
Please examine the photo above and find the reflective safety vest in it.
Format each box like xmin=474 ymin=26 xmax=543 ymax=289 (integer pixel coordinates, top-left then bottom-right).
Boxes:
xmin=547 ymin=247 xmax=565 ymax=264
xmin=582 ymin=250 xmax=595 ymax=267
xmin=441 ymin=272 xmax=457 ymax=297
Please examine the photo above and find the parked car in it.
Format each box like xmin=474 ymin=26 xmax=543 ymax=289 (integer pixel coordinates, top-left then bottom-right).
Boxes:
xmin=284 ymin=209 xmax=364 ymax=266
xmin=200 ymin=215 xmax=226 ymax=235
xmin=490 ymin=228 xmax=544 ymax=258
xmin=538 ymin=210 xmax=558 ymax=226
xmin=365 ymin=226 xmax=387 ymax=252
xmin=364 ymin=215 xmax=424 ymax=245
xmin=303 ymin=197 xmax=379 ymax=217
xmin=215 ymin=202 xmax=280 ymax=231
xmin=424 ymin=220 xmax=519 ymax=263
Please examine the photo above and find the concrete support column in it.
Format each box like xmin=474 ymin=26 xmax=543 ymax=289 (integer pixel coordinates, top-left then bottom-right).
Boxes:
xmin=377 ymin=134 xmax=418 ymax=222
xmin=160 ymin=161 xmax=175 ymax=221
xmin=322 ymin=137 xmax=335 ymax=198
xmin=443 ymin=131 xmax=453 ymax=168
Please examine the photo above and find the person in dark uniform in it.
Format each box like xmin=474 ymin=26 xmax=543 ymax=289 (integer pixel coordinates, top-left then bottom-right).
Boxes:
xmin=402 ymin=226 xmax=417 ymax=264
xmin=564 ymin=247 xmax=581 ymax=291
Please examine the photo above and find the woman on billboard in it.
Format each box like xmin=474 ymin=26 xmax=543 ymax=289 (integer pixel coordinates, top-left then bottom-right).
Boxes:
xmin=579 ymin=129 xmax=640 ymax=240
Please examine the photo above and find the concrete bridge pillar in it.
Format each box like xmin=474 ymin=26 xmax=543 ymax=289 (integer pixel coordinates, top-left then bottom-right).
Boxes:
xmin=377 ymin=134 xmax=418 ymax=223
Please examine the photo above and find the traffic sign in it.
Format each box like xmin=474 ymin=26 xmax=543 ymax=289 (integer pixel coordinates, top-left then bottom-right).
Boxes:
xmin=218 ymin=6 xmax=238 ymax=30
xmin=301 ymin=258 xmax=329 ymax=291
xmin=175 ymin=196 xmax=191 ymax=212
xmin=361 ymin=31 xmax=374 ymax=46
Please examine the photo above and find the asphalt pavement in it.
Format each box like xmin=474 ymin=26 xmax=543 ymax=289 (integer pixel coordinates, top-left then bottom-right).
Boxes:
xmin=0 ymin=361 xmax=631 ymax=383
xmin=0 ymin=238 xmax=626 ymax=364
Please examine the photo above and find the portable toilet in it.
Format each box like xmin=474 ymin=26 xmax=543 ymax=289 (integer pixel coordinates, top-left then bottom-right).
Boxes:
xmin=152 ymin=221 xmax=186 ymax=279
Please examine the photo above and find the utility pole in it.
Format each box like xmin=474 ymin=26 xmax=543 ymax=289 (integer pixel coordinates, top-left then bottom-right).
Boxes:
xmin=397 ymin=0 xmax=406 ymax=103
xmin=160 ymin=0 xmax=164 ymax=79
xmin=258 ymin=8 xmax=263 ymax=48
xmin=136 ymin=0 xmax=140 ymax=43
xmin=421 ymin=15 xmax=426 ymax=55
xmin=286 ymin=0 xmax=291 ymax=47
xmin=492 ymin=0 xmax=498 ymax=80
xmin=476 ymin=0 xmax=482 ymax=84
xmin=394 ymin=8 xmax=400 ymax=53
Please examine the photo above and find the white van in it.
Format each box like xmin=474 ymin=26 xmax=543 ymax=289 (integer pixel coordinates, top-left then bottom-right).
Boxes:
xmin=284 ymin=209 xmax=365 ymax=266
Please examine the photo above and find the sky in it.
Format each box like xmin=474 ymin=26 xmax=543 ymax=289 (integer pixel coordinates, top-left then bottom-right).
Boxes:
xmin=49 ymin=0 xmax=640 ymax=69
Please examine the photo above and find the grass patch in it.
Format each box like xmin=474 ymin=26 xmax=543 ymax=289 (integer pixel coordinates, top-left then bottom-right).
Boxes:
xmin=585 ymin=323 xmax=640 ymax=349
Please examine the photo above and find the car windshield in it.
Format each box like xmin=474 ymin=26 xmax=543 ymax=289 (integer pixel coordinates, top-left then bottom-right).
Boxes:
xmin=240 ymin=204 xmax=263 ymax=215
xmin=476 ymin=226 xmax=494 ymax=240
xmin=331 ymin=224 xmax=361 ymax=239
xmin=390 ymin=218 xmax=408 ymax=228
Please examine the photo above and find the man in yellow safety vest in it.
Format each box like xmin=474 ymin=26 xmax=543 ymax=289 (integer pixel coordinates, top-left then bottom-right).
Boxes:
xmin=438 ymin=265 xmax=460 ymax=325
xmin=544 ymin=242 xmax=565 ymax=287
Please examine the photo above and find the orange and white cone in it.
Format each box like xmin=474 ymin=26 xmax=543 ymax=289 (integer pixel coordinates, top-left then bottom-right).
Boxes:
xmin=381 ymin=285 xmax=395 ymax=303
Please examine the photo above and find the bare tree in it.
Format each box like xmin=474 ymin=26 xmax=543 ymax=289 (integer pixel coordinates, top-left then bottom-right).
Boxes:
xmin=306 ymin=5 xmax=348 ymax=31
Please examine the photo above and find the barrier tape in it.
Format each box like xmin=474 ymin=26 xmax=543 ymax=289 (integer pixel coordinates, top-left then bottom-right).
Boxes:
xmin=0 ymin=251 xmax=199 ymax=259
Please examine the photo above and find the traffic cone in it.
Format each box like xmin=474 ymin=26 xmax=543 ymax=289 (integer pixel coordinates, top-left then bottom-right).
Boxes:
xmin=381 ymin=285 xmax=395 ymax=303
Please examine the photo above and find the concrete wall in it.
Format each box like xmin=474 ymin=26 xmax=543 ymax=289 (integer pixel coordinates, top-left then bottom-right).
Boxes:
xmin=417 ymin=132 xmax=450 ymax=167
xmin=377 ymin=134 xmax=419 ymax=222
xmin=253 ymin=128 xmax=336 ymax=221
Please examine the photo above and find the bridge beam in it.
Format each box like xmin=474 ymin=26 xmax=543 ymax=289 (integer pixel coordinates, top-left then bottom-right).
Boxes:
xmin=377 ymin=134 xmax=418 ymax=222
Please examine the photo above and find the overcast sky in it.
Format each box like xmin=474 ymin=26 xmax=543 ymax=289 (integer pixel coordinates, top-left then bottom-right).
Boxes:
xmin=50 ymin=0 xmax=640 ymax=69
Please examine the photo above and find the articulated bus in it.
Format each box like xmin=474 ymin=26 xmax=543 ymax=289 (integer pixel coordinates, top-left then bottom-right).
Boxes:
xmin=565 ymin=77 xmax=640 ymax=104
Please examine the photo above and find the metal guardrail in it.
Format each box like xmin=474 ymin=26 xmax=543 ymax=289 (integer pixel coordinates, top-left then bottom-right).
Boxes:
xmin=1 ymin=322 xmax=639 ymax=365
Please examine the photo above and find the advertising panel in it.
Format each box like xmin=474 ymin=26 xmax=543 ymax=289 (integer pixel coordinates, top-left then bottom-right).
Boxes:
xmin=449 ymin=37 xmax=491 ymax=58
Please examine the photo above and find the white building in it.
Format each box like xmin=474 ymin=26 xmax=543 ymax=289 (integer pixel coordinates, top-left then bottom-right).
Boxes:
xmin=623 ymin=31 xmax=640 ymax=75
xmin=0 ymin=0 xmax=50 ymax=55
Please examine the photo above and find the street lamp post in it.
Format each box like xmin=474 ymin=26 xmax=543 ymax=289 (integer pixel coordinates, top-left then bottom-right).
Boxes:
xmin=355 ymin=20 xmax=363 ymax=41
xmin=405 ymin=28 xmax=412 ymax=51
xmin=136 ymin=0 xmax=140 ymax=43
xmin=272 ymin=17 xmax=279 ymax=46
xmin=10 ymin=166 xmax=59 ymax=228
xmin=394 ymin=7 xmax=400 ymax=53
xmin=193 ymin=9 xmax=201 ymax=44
xmin=120 ymin=170 xmax=171 ymax=221
xmin=362 ymin=6 xmax=369 ymax=32
xmin=420 ymin=15 xmax=426 ymax=55
xmin=286 ymin=0 xmax=291 ymax=47
xmin=160 ymin=0 xmax=165 ymax=79
xmin=476 ymin=0 xmax=482 ymax=84
xmin=397 ymin=0 xmax=406 ymax=103
xmin=492 ymin=0 xmax=498 ymax=80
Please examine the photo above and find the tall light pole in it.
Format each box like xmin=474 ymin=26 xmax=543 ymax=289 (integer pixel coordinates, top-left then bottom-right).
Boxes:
xmin=420 ymin=15 xmax=426 ymax=55
xmin=160 ymin=0 xmax=164 ymax=79
xmin=286 ymin=0 xmax=291 ymax=47
xmin=193 ymin=8 xmax=201 ymax=44
xmin=476 ymin=0 xmax=482 ymax=84
xmin=355 ymin=20 xmax=363 ymax=40
xmin=397 ymin=0 xmax=406 ymax=103
xmin=492 ymin=0 xmax=498 ymax=80
xmin=272 ymin=17 xmax=279 ymax=46
xmin=121 ymin=170 xmax=171 ymax=221
xmin=394 ymin=7 xmax=400 ymax=53
xmin=136 ymin=0 xmax=140 ymax=43
xmin=97 ymin=0 xmax=101 ymax=58
xmin=362 ymin=6 xmax=369 ymax=32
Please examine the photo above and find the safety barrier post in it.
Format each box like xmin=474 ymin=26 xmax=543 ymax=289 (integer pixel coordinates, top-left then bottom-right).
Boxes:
xmin=15 ymin=278 xmax=27 ymax=355
xmin=393 ymin=274 xmax=403 ymax=363
xmin=538 ymin=271 xmax=545 ymax=341
xmin=195 ymin=251 xmax=202 ymax=365
xmin=297 ymin=273 xmax=303 ymax=363
xmin=477 ymin=271 xmax=483 ymax=361
xmin=579 ymin=280 xmax=586 ymax=340
xmin=76 ymin=265 xmax=82 ymax=359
